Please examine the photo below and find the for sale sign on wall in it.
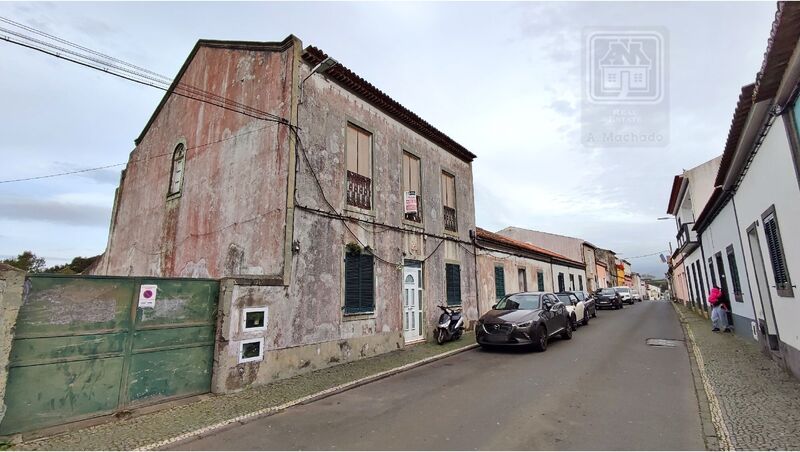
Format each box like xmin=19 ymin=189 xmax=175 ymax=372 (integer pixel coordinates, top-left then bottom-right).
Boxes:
xmin=404 ymin=191 xmax=417 ymax=214
xmin=138 ymin=284 xmax=158 ymax=308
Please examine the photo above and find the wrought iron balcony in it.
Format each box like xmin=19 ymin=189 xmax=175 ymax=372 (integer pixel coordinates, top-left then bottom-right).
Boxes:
xmin=676 ymin=222 xmax=698 ymax=251
xmin=443 ymin=206 xmax=457 ymax=232
xmin=346 ymin=171 xmax=372 ymax=210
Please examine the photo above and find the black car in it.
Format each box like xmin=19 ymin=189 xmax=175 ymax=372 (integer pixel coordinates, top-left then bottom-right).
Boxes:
xmin=568 ymin=290 xmax=597 ymax=319
xmin=476 ymin=292 xmax=572 ymax=352
xmin=593 ymin=288 xmax=624 ymax=310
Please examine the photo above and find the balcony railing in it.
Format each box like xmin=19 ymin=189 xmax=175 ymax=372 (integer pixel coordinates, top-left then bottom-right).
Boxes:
xmin=676 ymin=222 xmax=698 ymax=249
xmin=443 ymin=206 xmax=457 ymax=232
xmin=346 ymin=171 xmax=372 ymax=210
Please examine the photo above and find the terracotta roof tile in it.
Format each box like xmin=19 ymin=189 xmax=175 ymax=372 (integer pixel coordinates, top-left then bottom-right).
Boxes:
xmin=476 ymin=227 xmax=584 ymax=267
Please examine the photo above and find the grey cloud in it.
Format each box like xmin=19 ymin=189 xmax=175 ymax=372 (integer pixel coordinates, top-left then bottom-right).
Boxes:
xmin=550 ymin=99 xmax=577 ymax=116
xmin=0 ymin=197 xmax=111 ymax=227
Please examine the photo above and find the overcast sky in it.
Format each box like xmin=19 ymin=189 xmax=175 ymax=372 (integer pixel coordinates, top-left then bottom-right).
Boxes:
xmin=0 ymin=1 xmax=778 ymax=276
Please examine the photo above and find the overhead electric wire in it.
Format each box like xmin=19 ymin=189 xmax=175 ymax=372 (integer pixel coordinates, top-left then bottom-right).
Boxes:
xmin=618 ymin=250 xmax=670 ymax=259
xmin=1 ymin=17 xmax=464 ymax=267
xmin=0 ymin=123 xmax=276 ymax=184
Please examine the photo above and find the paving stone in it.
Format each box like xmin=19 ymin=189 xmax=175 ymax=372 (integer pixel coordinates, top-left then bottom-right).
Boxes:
xmin=676 ymin=304 xmax=800 ymax=450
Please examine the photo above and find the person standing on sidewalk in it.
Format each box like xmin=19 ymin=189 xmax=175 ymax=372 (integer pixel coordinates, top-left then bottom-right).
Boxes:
xmin=709 ymin=286 xmax=731 ymax=332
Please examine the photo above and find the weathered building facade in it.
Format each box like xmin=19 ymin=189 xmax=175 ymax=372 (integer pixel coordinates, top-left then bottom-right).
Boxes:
xmin=495 ymin=227 xmax=597 ymax=292
xmin=92 ymin=36 xmax=478 ymax=391
xmin=474 ymin=228 xmax=584 ymax=314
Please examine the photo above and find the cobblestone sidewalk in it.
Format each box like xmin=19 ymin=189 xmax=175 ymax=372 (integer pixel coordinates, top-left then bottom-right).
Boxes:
xmin=13 ymin=333 xmax=476 ymax=451
xmin=675 ymin=303 xmax=800 ymax=450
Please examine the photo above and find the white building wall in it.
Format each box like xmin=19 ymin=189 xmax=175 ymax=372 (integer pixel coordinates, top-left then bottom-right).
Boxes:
xmin=684 ymin=247 xmax=708 ymax=311
xmin=699 ymin=200 xmax=756 ymax=339
xmin=733 ymin=114 xmax=800 ymax=370
xmin=551 ymin=263 xmax=587 ymax=293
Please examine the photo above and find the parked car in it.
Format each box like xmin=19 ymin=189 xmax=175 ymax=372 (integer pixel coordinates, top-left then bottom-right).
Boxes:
xmin=594 ymin=288 xmax=623 ymax=310
xmin=569 ymin=290 xmax=597 ymax=319
xmin=555 ymin=292 xmax=586 ymax=329
xmin=613 ymin=286 xmax=634 ymax=305
xmin=631 ymin=291 xmax=642 ymax=303
xmin=476 ymin=292 xmax=572 ymax=352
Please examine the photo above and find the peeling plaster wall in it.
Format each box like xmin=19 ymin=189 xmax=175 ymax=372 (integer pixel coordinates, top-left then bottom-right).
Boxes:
xmin=476 ymin=251 xmax=553 ymax=315
xmin=94 ymin=43 xmax=296 ymax=279
xmin=94 ymin=40 xmax=478 ymax=392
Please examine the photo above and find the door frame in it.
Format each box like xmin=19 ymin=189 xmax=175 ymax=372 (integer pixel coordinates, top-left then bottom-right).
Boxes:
xmin=402 ymin=260 xmax=424 ymax=344
xmin=746 ymin=221 xmax=781 ymax=350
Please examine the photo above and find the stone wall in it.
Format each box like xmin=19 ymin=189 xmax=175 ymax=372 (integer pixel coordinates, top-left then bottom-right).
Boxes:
xmin=0 ymin=265 xmax=25 ymax=424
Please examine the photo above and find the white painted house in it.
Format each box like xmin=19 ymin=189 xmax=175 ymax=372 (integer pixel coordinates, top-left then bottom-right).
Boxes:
xmin=666 ymin=155 xmax=722 ymax=314
xmin=689 ymin=1 xmax=800 ymax=379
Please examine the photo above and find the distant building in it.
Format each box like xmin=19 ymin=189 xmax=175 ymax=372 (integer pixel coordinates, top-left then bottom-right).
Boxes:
xmin=474 ymin=228 xmax=584 ymax=314
xmin=495 ymin=227 xmax=598 ymax=292
xmin=666 ymin=155 xmax=722 ymax=316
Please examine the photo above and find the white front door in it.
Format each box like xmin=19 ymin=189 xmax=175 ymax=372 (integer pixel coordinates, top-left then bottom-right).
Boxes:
xmin=403 ymin=266 xmax=423 ymax=343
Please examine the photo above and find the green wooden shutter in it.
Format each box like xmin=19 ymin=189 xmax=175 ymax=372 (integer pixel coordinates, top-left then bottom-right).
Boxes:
xmin=345 ymin=253 xmax=374 ymax=314
xmin=764 ymin=216 xmax=789 ymax=288
xmin=726 ymin=246 xmax=742 ymax=297
xmin=446 ymin=263 xmax=461 ymax=306
xmin=494 ymin=266 xmax=505 ymax=300
xmin=359 ymin=254 xmax=375 ymax=312
xmin=537 ymin=271 xmax=544 ymax=291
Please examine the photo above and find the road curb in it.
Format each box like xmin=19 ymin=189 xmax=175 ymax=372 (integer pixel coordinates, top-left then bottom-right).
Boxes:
xmin=136 ymin=342 xmax=478 ymax=451
xmin=671 ymin=302 xmax=732 ymax=451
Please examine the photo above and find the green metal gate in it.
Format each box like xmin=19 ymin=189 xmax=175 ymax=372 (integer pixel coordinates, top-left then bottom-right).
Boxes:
xmin=0 ymin=275 xmax=219 ymax=434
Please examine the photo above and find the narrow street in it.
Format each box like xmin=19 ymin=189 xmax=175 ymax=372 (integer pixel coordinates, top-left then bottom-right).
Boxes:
xmin=175 ymin=301 xmax=704 ymax=451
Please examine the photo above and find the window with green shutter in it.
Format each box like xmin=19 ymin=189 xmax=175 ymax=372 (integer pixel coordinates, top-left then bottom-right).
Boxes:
xmin=537 ymin=270 xmax=545 ymax=291
xmin=726 ymin=245 xmax=743 ymax=302
xmin=494 ymin=266 xmax=505 ymax=300
xmin=344 ymin=251 xmax=375 ymax=314
xmin=763 ymin=208 xmax=793 ymax=296
xmin=446 ymin=263 xmax=461 ymax=306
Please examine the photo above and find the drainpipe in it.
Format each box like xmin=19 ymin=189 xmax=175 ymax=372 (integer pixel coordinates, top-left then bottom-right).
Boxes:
xmin=471 ymin=230 xmax=480 ymax=318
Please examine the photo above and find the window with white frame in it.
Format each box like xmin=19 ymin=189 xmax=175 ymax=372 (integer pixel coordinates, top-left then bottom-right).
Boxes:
xmin=239 ymin=338 xmax=264 ymax=363
xmin=242 ymin=307 xmax=268 ymax=332
xmin=168 ymin=142 xmax=186 ymax=197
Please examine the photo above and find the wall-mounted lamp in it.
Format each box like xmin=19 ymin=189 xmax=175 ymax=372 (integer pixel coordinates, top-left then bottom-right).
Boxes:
xmin=300 ymin=57 xmax=339 ymax=104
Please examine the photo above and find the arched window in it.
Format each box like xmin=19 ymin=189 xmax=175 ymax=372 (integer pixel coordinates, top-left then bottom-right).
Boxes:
xmin=168 ymin=142 xmax=186 ymax=196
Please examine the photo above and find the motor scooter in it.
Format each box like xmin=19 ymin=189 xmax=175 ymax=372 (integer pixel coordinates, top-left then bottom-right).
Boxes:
xmin=435 ymin=305 xmax=464 ymax=345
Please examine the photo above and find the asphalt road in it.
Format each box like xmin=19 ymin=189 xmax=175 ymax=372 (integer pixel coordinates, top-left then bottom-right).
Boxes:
xmin=174 ymin=301 xmax=705 ymax=450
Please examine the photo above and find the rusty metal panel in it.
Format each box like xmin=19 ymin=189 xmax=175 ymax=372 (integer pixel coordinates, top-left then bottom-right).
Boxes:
xmin=0 ymin=275 xmax=134 ymax=435
xmin=123 ymin=279 xmax=218 ymax=406
xmin=0 ymin=275 xmax=219 ymax=435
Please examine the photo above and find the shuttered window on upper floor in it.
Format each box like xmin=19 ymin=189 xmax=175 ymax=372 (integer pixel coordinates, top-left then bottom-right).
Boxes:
xmin=168 ymin=143 xmax=186 ymax=197
xmin=763 ymin=210 xmax=793 ymax=297
xmin=346 ymin=124 xmax=372 ymax=210
xmin=403 ymin=152 xmax=422 ymax=223
xmin=344 ymin=251 xmax=375 ymax=314
xmin=441 ymin=172 xmax=457 ymax=232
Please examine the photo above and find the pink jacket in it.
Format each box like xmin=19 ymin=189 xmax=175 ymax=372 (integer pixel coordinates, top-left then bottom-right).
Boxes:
xmin=709 ymin=287 xmax=722 ymax=306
